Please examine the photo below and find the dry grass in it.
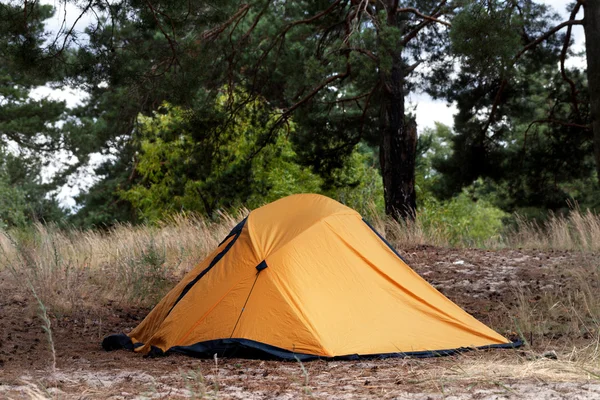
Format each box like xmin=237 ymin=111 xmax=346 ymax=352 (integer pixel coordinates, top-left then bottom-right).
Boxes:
xmin=368 ymin=212 xmax=450 ymax=248
xmin=366 ymin=205 xmax=600 ymax=251
xmin=491 ymin=209 xmax=600 ymax=358
xmin=508 ymin=208 xmax=600 ymax=251
xmin=403 ymin=351 xmax=599 ymax=384
xmin=0 ymin=211 xmax=245 ymax=314
xmin=508 ymin=260 xmax=600 ymax=348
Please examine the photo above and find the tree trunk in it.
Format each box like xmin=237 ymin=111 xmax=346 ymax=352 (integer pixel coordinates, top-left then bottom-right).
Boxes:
xmin=584 ymin=0 xmax=600 ymax=183
xmin=378 ymin=1 xmax=417 ymax=221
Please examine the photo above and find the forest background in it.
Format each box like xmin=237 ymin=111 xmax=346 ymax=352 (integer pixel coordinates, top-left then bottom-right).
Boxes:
xmin=0 ymin=0 xmax=596 ymax=246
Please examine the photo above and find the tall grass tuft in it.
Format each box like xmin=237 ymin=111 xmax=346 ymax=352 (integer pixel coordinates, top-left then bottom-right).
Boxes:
xmin=294 ymin=355 xmax=312 ymax=396
xmin=29 ymin=282 xmax=57 ymax=373
xmin=366 ymin=207 xmax=449 ymax=249
xmin=509 ymin=208 xmax=600 ymax=251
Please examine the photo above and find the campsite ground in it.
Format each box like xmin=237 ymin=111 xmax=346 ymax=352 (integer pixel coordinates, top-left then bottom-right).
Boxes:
xmin=1 ymin=246 xmax=599 ymax=399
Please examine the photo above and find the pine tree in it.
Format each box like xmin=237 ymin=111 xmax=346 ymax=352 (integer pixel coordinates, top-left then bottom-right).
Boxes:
xmin=217 ymin=0 xmax=457 ymax=220
xmin=432 ymin=0 xmax=597 ymax=212
xmin=0 ymin=2 xmax=70 ymax=226
xmin=58 ymin=0 xmax=457 ymax=221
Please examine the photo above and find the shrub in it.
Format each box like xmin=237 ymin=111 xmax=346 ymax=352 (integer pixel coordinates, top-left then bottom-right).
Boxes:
xmin=418 ymin=190 xmax=508 ymax=247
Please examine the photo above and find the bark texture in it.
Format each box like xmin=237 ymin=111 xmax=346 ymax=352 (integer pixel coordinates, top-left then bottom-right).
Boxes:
xmin=378 ymin=1 xmax=418 ymax=220
xmin=584 ymin=0 xmax=600 ymax=182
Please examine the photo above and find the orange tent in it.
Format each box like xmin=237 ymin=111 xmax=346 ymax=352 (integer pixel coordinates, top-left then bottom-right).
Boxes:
xmin=103 ymin=194 xmax=518 ymax=359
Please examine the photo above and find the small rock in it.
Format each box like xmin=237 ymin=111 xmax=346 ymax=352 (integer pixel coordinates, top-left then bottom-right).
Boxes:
xmin=542 ymin=350 xmax=558 ymax=360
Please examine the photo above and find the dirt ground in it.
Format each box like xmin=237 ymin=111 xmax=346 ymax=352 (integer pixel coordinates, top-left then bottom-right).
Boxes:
xmin=1 ymin=247 xmax=600 ymax=399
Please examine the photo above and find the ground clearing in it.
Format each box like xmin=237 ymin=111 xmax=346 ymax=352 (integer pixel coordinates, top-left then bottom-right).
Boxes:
xmin=1 ymin=247 xmax=599 ymax=399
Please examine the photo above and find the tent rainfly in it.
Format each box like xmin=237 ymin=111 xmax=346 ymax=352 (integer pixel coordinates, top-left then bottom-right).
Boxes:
xmin=103 ymin=194 xmax=519 ymax=360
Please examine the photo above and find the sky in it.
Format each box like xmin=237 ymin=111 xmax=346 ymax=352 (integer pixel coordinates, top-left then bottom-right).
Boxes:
xmin=31 ymin=0 xmax=585 ymax=208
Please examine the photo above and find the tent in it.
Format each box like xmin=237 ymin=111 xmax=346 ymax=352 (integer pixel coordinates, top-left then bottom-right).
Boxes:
xmin=103 ymin=193 xmax=518 ymax=360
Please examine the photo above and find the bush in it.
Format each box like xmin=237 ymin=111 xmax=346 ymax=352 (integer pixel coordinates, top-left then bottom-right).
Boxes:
xmin=0 ymin=178 xmax=28 ymax=230
xmin=418 ymin=190 xmax=508 ymax=247
xmin=325 ymin=145 xmax=384 ymax=217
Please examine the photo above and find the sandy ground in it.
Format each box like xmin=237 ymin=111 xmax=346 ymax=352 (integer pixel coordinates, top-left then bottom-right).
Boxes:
xmin=1 ymin=247 xmax=599 ymax=399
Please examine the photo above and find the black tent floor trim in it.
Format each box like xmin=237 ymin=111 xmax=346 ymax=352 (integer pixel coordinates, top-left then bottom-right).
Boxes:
xmin=362 ymin=218 xmax=409 ymax=263
xmin=102 ymin=333 xmax=523 ymax=361
xmin=166 ymin=217 xmax=248 ymax=317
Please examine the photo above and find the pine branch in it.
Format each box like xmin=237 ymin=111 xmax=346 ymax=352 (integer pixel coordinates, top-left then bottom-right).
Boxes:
xmin=525 ymin=118 xmax=590 ymax=133
xmin=521 ymin=117 xmax=591 ymax=162
xmin=200 ymin=4 xmax=251 ymax=42
xmin=359 ymin=81 xmax=379 ymax=134
xmin=397 ymin=6 xmax=451 ymax=27
xmin=560 ymin=0 xmax=584 ymax=120
xmin=284 ymin=69 xmax=351 ymax=118
xmin=248 ymin=0 xmax=343 ymax=95
xmin=480 ymin=78 xmax=508 ymax=135
xmin=401 ymin=0 xmax=450 ymax=46
xmin=45 ymin=0 xmax=94 ymax=57
xmin=484 ymin=2 xmax=585 ymax=138
xmin=328 ymin=47 xmax=378 ymax=62
xmin=144 ymin=0 xmax=180 ymax=69
xmin=514 ymin=19 xmax=584 ymax=62
xmin=406 ymin=60 xmax=422 ymax=74
xmin=246 ymin=60 xmax=351 ymax=162
xmin=321 ymin=91 xmax=372 ymax=105
xmin=348 ymin=47 xmax=379 ymax=62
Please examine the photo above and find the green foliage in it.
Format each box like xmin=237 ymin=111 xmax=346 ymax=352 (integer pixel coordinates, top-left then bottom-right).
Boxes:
xmin=70 ymin=156 xmax=139 ymax=228
xmin=411 ymin=123 xmax=508 ymax=246
xmin=324 ymin=144 xmax=385 ymax=217
xmin=418 ymin=185 xmax=508 ymax=247
xmin=121 ymin=95 xmax=324 ymax=221
xmin=117 ymin=237 xmax=172 ymax=304
xmin=0 ymin=2 xmax=71 ymax=229
xmin=0 ymin=148 xmax=66 ymax=229
xmin=66 ymin=1 xmax=247 ymax=226
xmin=434 ymin=1 xmax=594 ymax=215
xmin=0 ymin=174 xmax=28 ymax=230
xmin=0 ymin=2 xmax=69 ymax=154
xmin=451 ymin=1 xmax=523 ymax=77
xmin=436 ymin=64 xmax=594 ymax=212
xmin=415 ymin=122 xmax=454 ymax=197
xmin=120 ymin=91 xmax=387 ymax=222
xmin=0 ymin=0 xmax=593 ymax=231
